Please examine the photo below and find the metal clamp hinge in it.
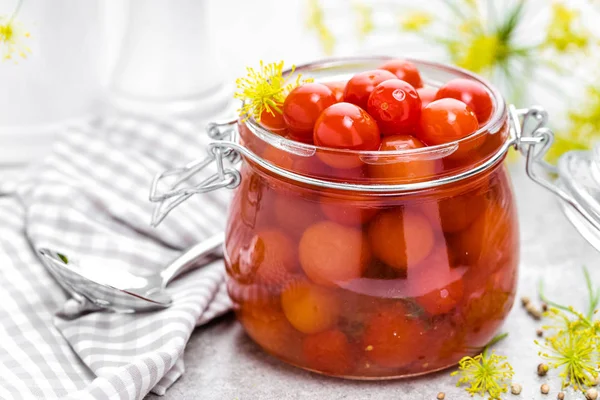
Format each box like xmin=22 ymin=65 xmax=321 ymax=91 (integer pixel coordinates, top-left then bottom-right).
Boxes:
xmin=510 ymin=105 xmax=600 ymax=234
xmin=149 ymin=119 xmax=241 ymax=226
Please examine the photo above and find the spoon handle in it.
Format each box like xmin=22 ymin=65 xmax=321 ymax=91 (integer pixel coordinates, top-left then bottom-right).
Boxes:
xmin=160 ymin=232 xmax=225 ymax=286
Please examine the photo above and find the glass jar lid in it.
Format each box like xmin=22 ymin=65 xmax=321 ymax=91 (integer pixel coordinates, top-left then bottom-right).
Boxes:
xmin=146 ymin=55 xmax=600 ymax=246
xmin=514 ymin=105 xmax=600 ymax=252
xmin=556 ymin=143 xmax=600 ymax=251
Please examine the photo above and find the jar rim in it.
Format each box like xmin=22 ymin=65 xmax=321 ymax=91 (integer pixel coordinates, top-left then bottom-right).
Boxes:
xmin=243 ymin=56 xmax=507 ymax=158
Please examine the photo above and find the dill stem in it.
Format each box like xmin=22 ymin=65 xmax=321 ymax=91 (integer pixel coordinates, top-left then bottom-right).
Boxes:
xmin=483 ymin=332 xmax=509 ymax=357
xmin=539 ymin=280 xmax=575 ymax=314
xmin=582 ymin=266 xmax=600 ymax=319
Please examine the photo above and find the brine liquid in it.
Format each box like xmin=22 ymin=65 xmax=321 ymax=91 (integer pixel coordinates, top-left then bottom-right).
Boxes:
xmin=224 ymin=160 xmax=518 ymax=379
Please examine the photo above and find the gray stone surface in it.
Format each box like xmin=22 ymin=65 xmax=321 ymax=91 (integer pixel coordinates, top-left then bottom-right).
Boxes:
xmin=149 ymin=164 xmax=600 ymax=400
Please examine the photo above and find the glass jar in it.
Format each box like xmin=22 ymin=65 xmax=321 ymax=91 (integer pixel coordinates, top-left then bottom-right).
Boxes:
xmin=150 ymin=57 xmax=596 ymax=379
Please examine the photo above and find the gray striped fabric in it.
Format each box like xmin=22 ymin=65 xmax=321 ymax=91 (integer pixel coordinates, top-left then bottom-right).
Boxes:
xmin=0 ymin=116 xmax=233 ymax=399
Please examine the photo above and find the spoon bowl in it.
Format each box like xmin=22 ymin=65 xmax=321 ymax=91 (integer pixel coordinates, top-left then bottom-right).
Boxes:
xmin=39 ymin=233 xmax=224 ymax=313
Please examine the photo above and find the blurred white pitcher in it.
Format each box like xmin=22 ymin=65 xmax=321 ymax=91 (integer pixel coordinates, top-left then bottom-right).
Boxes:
xmin=108 ymin=0 xmax=230 ymax=118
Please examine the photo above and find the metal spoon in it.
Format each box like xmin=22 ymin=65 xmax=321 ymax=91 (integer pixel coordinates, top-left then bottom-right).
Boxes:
xmin=38 ymin=233 xmax=224 ymax=313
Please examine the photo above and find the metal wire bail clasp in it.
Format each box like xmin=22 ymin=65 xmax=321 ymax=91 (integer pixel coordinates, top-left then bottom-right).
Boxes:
xmin=510 ymin=104 xmax=600 ymax=234
xmin=149 ymin=119 xmax=241 ymax=226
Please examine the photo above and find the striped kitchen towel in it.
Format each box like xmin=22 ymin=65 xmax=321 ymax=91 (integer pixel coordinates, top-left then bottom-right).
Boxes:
xmin=0 ymin=115 xmax=233 ymax=399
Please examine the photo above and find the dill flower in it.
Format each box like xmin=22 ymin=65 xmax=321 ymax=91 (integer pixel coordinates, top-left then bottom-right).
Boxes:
xmin=547 ymin=85 xmax=600 ymax=162
xmin=306 ymin=0 xmax=335 ymax=55
xmin=544 ymin=2 xmax=592 ymax=53
xmin=399 ymin=11 xmax=433 ymax=32
xmin=452 ymin=33 xmax=500 ymax=76
xmin=451 ymin=333 xmax=514 ymax=400
xmin=449 ymin=1 xmax=528 ymax=97
xmin=353 ymin=3 xmax=374 ymax=41
xmin=304 ymin=0 xmax=600 ymax=157
xmin=0 ymin=14 xmax=30 ymax=61
xmin=536 ymin=327 xmax=599 ymax=390
xmin=542 ymin=307 xmax=593 ymax=336
xmin=396 ymin=0 xmax=535 ymax=101
xmin=452 ymin=352 xmax=513 ymax=399
xmin=234 ymin=61 xmax=311 ymax=122
xmin=537 ymin=268 xmax=600 ymax=391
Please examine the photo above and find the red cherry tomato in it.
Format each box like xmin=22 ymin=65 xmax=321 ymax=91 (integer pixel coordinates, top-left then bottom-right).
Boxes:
xmin=418 ymin=277 xmax=464 ymax=316
xmin=419 ymin=315 xmax=466 ymax=364
xmin=285 ymin=131 xmax=315 ymax=145
xmin=239 ymin=306 xmax=303 ymax=359
xmin=239 ymin=229 xmax=298 ymax=286
xmin=262 ymin=145 xmax=294 ymax=170
xmin=362 ymin=304 xmax=427 ymax=368
xmin=367 ymin=135 xmax=436 ymax=183
xmin=460 ymin=283 xmax=514 ymax=347
xmin=436 ymin=78 xmax=494 ymax=124
xmin=314 ymin=102 xmax=381 ymax=169
xmin=299 ymin=220 xmax=371 ymax=286
xmin=273 ymin=189 xmax=322 ymax=238
xmin=283 ymin=83 xmax=336 ymax=140
xmin=417 ymin=98 xmax=479 ymax=145
xmin=314 ymin=103 xmax=381 ymax=150
xmin=367 ymin=79 xmax=422 ymax=135
xmin=290 ymin=153 xmax=331 ymax=178
xmin=320 ymin=194 xmax=378 ymax=227
xmin=417 ymin=87 xmax=437 ymax=108
xmin=450 ymin=201 xmax=517 ymax=291
xmin=438 ymin=188 xmax=486 ymax=233
xmin=411 ymin=249 xmax=465 ymax=315
xmin=281 ymin=280 xmax=341 ymax=334
xmin=263 ymin=145 xmax=331 ymax=178
xmin=379 ymin=60 xmax=423 ymax=89
xmin=378 ymin=134 xmax=426 ymax=151
xmin=227 ymin=278 xmax=280 ymax=311
xmin=343 ymin=69 xmax=396 ymax=110
xmin=324 ymin=81 xmax=346 ymax=102
xmin=303 ymin=329 xmax=354 ymax=374
xmin=259 ymin=108 xmax=286 ymax=130
xmin=368 ymin=208 xmax=435 ymax=271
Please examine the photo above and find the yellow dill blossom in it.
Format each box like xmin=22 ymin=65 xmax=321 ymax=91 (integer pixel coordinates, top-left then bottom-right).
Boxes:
xmin=536 ymin=327 xmax=599 ymax=390
xmin=544 ymin=2 xmax=591 ymax=53
xmin=396 ymin=0 xmax=531 ymax=102
xmin=542 ymin=307 xmax=595 ymax=336
xmin=453 ymin=34 xmax=500 ymax=75
xmin=399 ymin=11 xmax=433 ymax=32
xmin=548 ymin=85 xmax=600 ymax=162
xmin=539 ymin=267 xmax=600 ymax=333
xmin=537 ymin=268 xmax=600 ymax=390
xmin=234 ymin=61 xmax=311 ymax=122
xmin=458 ymin=18 xmax=483 ymax=36
xmin=0 ymin=15 xmax=30 ymax=61
xmin=451 ymin=333 xmax=513 ymax=399
xmin=306 ymin=0 xmax=335 ymax=55
xmin=452 ymin=352 xmax=513 ymax=399
xmin=353 ymin=3 xmax=374 ymax=40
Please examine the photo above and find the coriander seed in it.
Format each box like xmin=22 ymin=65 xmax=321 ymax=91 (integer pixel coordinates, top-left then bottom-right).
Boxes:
xmin=511 ymin=383 xmax=522 ymax=395
xmin=587 ymin=388 xmax=599 ymax=400
xmin=526 ymin=304 xmax=542 ymax=320
xmin=537 ymin=363 xmax=549 ymax=376
xmin=541 ymin=384 xmax=550 ymax=394
xmin=536 ymin=329 xmax=544 ymax=337
xmin=436 ymin=392 xmax=445 ymax=400
xmin=557 ymin=392 xmax=565 ymax=400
